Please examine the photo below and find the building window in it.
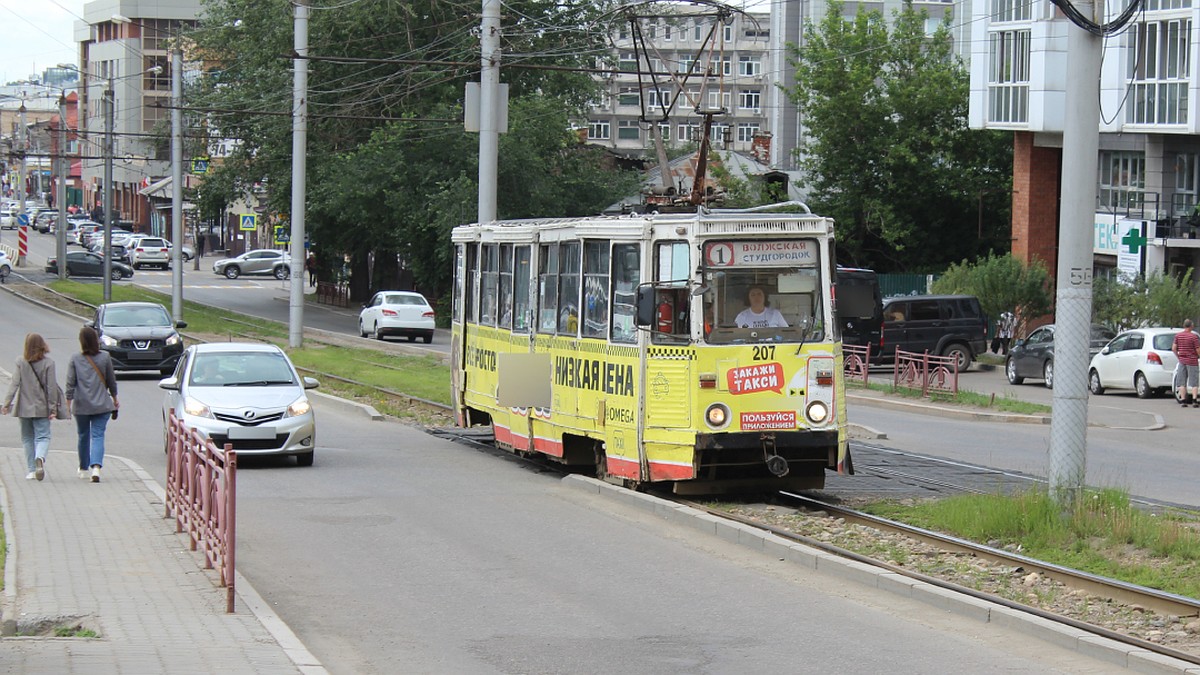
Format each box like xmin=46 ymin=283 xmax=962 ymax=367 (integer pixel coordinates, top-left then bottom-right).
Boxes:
xmin=647 ymin=88 xmax=672 ymax=110
xmin=738 ymin=90 xmax=761 ymax=111
xmin=679 ymin=56 xmax=697 ymax=74
xmin=707 ymin=90 xmax=730 ymax=111
xmin=737 ymin=123 xmax=760 ymax=142
xmin=664 ymin=24 xmax=672 ymax=41
xmin=617 ymin=120 xmax=640 ymax=140
xmin=987 ymin=29 xmax=1030 ymax=123
xmin=738 ymin=56 xmax=762 ymax=77
xmin=1127 ymin=19 xmax=1191 ymax=125
xmin=678 ymin=123 xmax=700 ymax=141
xmin=1099 ymin=151 xmax=1146 ymax=210
xmin=990 ymin=0 xmax=1032 ymax=22
xmin=588 ymin=120 xmax=610 ymax=140
xmin=1174 ymin=153 xmax=1199 ymax=213
xmin=618 ymin=52 xmax=637 ymax=72
xmin=724 ymin=25 xmax=733 ymax=42
xmin=1146 ymin=0 xmax=1191 ymax=11
xmin=694 ymin=23 xmax=703 ymax=41
xmin=617 ymin=88 xmax=639 ymax=107
xmin=657 ymin=123 xmax=671 ymax=141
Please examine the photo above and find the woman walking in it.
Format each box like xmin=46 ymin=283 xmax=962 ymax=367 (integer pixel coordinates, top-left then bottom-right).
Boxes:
xmin=1 ymin=333 xmax=59 ymax=481
xmin=66 ymin=326 xmax=118 ymax=483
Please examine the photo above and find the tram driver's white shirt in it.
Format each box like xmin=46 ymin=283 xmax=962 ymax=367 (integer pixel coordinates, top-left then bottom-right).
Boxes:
xmin=735 ymin=307 xmax=788 ymax=328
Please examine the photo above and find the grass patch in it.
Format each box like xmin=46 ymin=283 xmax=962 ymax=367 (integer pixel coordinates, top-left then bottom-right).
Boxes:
xmin=53 ymin=625 xmax=98 ymax=638
xmin=849 ymin=380 xmax=1050 ymax=415
xmin=864 ymin=488 xmax=1200 ymax=598
xmin=286 ymin=345 xmax=451 ymax=407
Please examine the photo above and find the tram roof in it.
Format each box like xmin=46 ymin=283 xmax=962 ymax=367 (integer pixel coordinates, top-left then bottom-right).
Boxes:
xmin=450 ymin=206 xmax=834 ymax=243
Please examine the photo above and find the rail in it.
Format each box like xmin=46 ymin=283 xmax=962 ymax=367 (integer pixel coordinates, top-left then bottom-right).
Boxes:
xmin=842 ymin=344 xmax=870 ymax=386
xmin=164 ymin=409 xmax=238 ymax=613
xmin=316 ymin=280 xmax=350 ymax=308
xmin=892 ymin=348 xmax=958 ymax=396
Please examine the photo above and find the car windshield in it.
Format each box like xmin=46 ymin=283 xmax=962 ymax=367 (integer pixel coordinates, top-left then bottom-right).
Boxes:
xmin=189 ymin=351 xmax=297 ymax=387
xmin=102 ymin=306 xmax=172 ymax=328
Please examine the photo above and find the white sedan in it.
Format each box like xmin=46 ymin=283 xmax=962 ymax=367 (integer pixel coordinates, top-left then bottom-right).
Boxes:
xmin=1087 ymin=327 xmax=1181 ymax=398
xmin=358 ymin=290 xmax=436 ymax=343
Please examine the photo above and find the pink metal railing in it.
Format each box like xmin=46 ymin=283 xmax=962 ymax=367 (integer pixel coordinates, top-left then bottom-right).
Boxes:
xmin=892 ymin=349 xmax=959 ymax=396
xmin=165 ymin=409 xmax=238 ymax=613
xmin=842 ymin=344 xmax=871 ymax=386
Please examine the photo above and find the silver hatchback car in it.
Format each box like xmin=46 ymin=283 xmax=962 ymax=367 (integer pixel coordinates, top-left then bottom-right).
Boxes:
xmin=160 ymin=343 xmax=319 ymax=466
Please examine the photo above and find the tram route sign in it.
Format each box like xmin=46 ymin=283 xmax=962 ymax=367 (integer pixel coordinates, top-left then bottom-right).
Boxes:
xmin=704 ymin=240 xmax=813 ymax=267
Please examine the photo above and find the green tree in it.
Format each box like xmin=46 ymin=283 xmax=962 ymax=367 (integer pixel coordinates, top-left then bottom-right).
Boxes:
xmin=1093 ymin=272 xmax=1197 ymax=331
xmin=789 ymin=1 xmax=1012 ymax=272
xmin=189 ymin=0 xmax=634 ymax=302
xmin=931 ymin=253 xmax=1052 ymax=335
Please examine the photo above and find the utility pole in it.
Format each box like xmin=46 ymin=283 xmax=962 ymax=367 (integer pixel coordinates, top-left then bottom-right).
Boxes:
xmin=102 ymin=77 xmax=115 ymax=301
xmin=17 ymin=101 xmax=26 ymax=267
xmin=477 ymin=0 xmax=500 ymax=224
xmin=1049 ymin=0 xmax=1103 ymax=508
xmin=56 ymin=94 xmax=67 ymax=280
xmin=289 ymin=0 xmax=309 ymax=348
xmin=171 ymin=42 xmax=184 ymax=321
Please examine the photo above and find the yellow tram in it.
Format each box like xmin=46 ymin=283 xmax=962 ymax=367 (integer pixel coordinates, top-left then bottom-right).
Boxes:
xmin=450 ymin=204 xmax=851 ymax=494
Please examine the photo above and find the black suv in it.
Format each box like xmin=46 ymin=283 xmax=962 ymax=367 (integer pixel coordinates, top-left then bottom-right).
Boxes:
xmin=878 ymin=295 xmax=988 ymax=370
xmin=88 ymin=302 xmax=188 ymax=375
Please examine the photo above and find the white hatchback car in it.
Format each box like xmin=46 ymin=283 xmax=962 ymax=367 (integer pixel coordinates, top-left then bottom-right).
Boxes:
xmin=1087 ymin=327 xmax=1181 ymax=399
xmin=160 ymin=343 xmax=319 ymax=466
xmin=358 ymin=290 xmax=436 ymax=343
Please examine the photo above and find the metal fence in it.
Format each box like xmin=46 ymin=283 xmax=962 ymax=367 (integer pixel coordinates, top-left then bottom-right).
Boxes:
xmin=316 ymin=280 xmax=351 ymax=308
xmin=893 ymin=349 xmax=959 ymax=396
xmin=165 ymin=409 xmax=238 ymax=613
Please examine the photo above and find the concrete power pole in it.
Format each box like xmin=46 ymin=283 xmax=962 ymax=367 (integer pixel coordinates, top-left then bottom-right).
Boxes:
xmin=102 ymin=78 xmax=115 ymax=301
xmin=477 ymin=0 xmax=500 ymax=224
xmin=289 ymin=0 xmax=309 ymax=348
xmin=171 ymin=43 xmax=184 ymax=322
xmin=56 ymin=95 xmax=67 ymax=280
xmin=1049 ymin=1 xmax=1103 ymax=508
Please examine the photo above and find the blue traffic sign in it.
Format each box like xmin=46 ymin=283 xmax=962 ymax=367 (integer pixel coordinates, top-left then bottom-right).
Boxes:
xmin=16 ymin=213 xmax=29 ymax=227
xmin=239 ymin=214 xmax=257 ymax=231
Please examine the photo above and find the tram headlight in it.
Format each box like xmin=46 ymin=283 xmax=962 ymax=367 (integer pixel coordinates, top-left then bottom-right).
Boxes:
xmin=705 ymin=403 xmax=731 ymax=429
xmin=806 ymin=400 xmax=830 ymax=425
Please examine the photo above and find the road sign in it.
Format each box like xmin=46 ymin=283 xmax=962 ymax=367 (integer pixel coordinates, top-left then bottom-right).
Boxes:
xmin=191 ymin=157 xmax=210 ymax=174
xmin=274 ymin=226 xmax=290 ymax=245
xmin=16 ymin=213 xmax=29 ymax=227
xmin=239 ymin=213 xmax=257 ymax=231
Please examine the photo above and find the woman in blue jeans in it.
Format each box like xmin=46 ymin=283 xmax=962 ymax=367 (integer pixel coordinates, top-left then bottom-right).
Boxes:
xmin=1 ymin=333 xmax=59 ymax=481
xmin=65 ymin=326 xmax=119 ymax=483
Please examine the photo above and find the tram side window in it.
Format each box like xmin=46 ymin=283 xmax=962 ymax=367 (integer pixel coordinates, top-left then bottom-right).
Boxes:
xmin=465 ymin=243 xmax=479 ymax=323
xmin=498 ymin=244 xmax=513 ymax=329
xmin=654 ymin=241 xmax=690 ymax=342
xmin=452 ymin=245 xmax=464 ymax=323
xmin=611 ymin=243 xmax=640 ymax=344
xmin=481 ymin=244 xmax=499 ymax=327
xmin=514 ymin=246 xmax=531 ymax=333
xmin=558 ymin=241 xmax=581 ymax=335
xmin=538 ymin=244 xmax=559 ymax=333
xmin=582 ymin=240 xmax=609 ymax=338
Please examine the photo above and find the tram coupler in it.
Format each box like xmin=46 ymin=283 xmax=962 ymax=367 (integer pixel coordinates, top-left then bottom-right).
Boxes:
xmin=761 ymin=434 xmax=789 ymax=477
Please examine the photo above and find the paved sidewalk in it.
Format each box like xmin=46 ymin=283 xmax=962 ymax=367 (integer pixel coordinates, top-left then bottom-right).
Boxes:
xmin=0 ymin=447 xmax=321 ymax=674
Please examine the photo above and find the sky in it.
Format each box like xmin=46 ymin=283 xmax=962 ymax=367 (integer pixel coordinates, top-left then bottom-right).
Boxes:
xmin=0 ymin=0 xmax=82 ymax=83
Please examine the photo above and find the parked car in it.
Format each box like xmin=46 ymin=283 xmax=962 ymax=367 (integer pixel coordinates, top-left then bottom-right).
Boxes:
xmin=358 ymin=290 xmax=436 ymax=343
xmin=0 ymin=250 xmax=10 ymax=279
xmin=45 ymin=251 xmax=134 ymax=280
xmin=212 ymin=249 xmax=291 ymax=279
xmin=73 ymin=223 xmax=102 ymax=246
xmin=877 ymin=294 xmax=988 ymax=370
xmin=1005 ymin=323 xmax=1117 ymax=388
xmin=128 ymin=237 xmax=170 ymax=269
xmin=33 ymin=211 xmax=56 ymax=233
xmin=88 ymin=301 xmax=187 ymax=375
xmin=0 ymin=210 xmax=14 ymax=230
xmin=159 ymin=342 xmax=319 ymax=466
xmin=1088 ymin=327 xmax=1181 ymax=399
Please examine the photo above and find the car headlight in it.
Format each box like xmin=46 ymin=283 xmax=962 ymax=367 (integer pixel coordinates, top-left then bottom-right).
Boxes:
xmin=705 ymin=403 xmax=731 ymax=429
xmin=183 ymin=397 xmax=212 ymax=418
xmin=806 ymin=401 xmax=829 ymax=424
xmin=99 ymin=334 xmax=118 ymax=347
xmin=286 ymin=397 xmax=311 ymax=417
xmin=165 ymin=333 xmax=181 ymax=346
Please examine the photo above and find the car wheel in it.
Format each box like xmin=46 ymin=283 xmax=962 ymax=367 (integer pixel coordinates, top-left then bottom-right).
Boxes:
xmin=359 ymin=320 xmax=368 ymax=338
xmin=224 ymin=266 xmax=241 ymax=279
xmin=296 ymin=452 xmax=314 ymax=467
xmin=407 ymin=335 xmax=416 ymax=342
xmin=1005 ymin=357 xmax=1024 ymax=385
xmin=1135 ymin=372 xmax=1153 ymax=399
xmin=110 ymin=267 xmax=124 ymax=281
xmin=132 ymin=262 xmax=140 ymax=270
xmin=1088 ymin=369 xmax=1105 ymax=395
xmin=374 ymin=325 xmax=386 ymax=341
xmin=1043 ymin=360 xmax=1054 ymax=389
xmin=943 ymin=344 xmax=971 ymax=372
xmin=422 ymin=333 xmax=433 ymax=344
xmin=274 ymin=265 xmax=289 ymax=280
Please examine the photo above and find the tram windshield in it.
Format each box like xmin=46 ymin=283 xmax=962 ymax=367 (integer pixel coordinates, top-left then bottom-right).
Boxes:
xmin=700 ymin=240 xmax=825 ymax=345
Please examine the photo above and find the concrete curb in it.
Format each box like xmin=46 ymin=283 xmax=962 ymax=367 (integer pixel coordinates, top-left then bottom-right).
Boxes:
xmin=847 ymin=422 xmax=888 ymax=440
xmin=561 ymin=474 xmax=1197 ymax=673
xmin=309 ymin=389 xmax=383 ymax=420
xmin=848 ymin=392 xmax=1166 ymax=432
xmin=0 ymin=467 xmax=17 ymax=636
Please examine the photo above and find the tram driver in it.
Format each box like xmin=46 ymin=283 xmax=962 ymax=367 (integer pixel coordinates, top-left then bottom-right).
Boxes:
xmin=735 ymin=286 xmax=789 ymax=328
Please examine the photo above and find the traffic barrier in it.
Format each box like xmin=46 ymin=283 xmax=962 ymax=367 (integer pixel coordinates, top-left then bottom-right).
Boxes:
xmin=843 ymin=344 xmax=871 ymax=386
xmin=164 ymin=409 xmax=238 ymax=613
xmin=892 ymin=349 xmax=958 ymax=397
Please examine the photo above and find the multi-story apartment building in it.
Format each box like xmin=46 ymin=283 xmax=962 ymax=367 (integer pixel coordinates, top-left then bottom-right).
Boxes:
xmin=969 ymin=0 xmax=1200 ymax=283
xmin=76 ymin=0 xmax=200 ymax=232
xmin=584 ymin=9 xmax=773 ymax=173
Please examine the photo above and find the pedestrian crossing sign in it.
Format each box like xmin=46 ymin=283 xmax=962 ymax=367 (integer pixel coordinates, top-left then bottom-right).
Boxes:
xmin=274 ymin=226 xmax=290 ymax=245
xmin=191 ymin=157 xmax=210 ymax=174
xmin=239 ymin=214 xmax=257 ymax=231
